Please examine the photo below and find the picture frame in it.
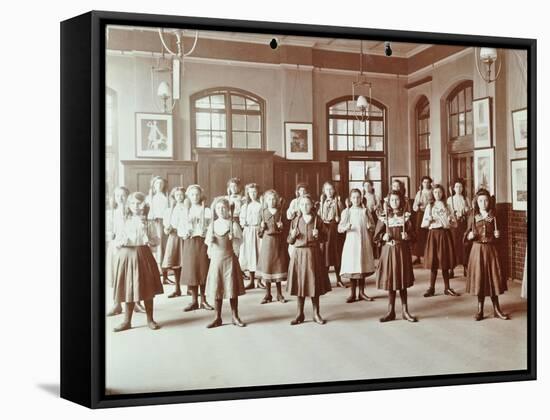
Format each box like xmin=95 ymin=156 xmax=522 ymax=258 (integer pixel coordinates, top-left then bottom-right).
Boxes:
xmin=284 ymin=122 xmax=313 ymax=160
xmin=512 ymin=107 xmax=528 ymax=150
xmin=391 ymin=175 xmax=410 ymax=198
xmin=473 ymin=97 xmax=492 ymax=148
xmin=135 ymin=112 xmax=173 ymax=158
xmin=511 ymin=158 xmax=528 ymax=211
xmin=61 ymin=10 xmax=536 ymax=409
xmin=473 ymin=147 xmax=495 ymax=196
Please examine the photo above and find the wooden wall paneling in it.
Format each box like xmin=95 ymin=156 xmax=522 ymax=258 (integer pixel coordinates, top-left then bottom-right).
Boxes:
xmin=273 ymin=159 xmax=330 ymax=203
xmin=121 ymin=160 xmax=197 ymax=193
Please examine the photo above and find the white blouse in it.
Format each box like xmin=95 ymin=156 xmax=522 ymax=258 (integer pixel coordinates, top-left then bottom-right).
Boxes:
xmin=163 ymin=204 xmax=186 ymax=231
xmin=177 ymin=204 xmax=212 ymax=238
xmin=240 ymin=201 xmax=262 ymax=227
xmin=447 ymin=194 xmax=470 ymax=218
xmin=413 ymin=189 xmax=432 ymax=212
xmin=114 ymin=216 xmax=159 ymax=247
xmin=146 ymin=193 xmax=169 ymax=220
xmin=421 ymin=201 xmax=456 ymax=229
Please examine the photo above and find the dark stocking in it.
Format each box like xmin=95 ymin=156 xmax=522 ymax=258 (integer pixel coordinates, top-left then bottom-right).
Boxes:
xmin=207 ymin=299 xmax=223 ymax=328
xmin=144 ymin=299 xmax=159 ymax=330
xmin=346 ymin=279 xmax=357 ymax=303
xmin=335 ymin=265 xmax=346 ymax=287
xmin=291 ymin=297 xmax=305 ymax=325
xmin=261 ymin=281 xmax=273 ymax=304
xmin=380 ymin=291 xmax=396 ymax=322
xmin=491 ymin=296 xmax=510 ymax=320
xmin=245 ymin=271 xmax=255 ymax=289
xmin=184 ymin=286 xmax=199 ymax=311
xmin=162 ymin=270 xmax=173 ymax=285
xmin=199 ymin=284 xmax=213 ymax=310
xmin=399 ymin=289 xmax=417 ymax=322
xmin=311 ymin=296 xmax=326 ymax=324
xmin=168 ymin=268 xmax=182 ymax=298
xmin=424 ymin=269 xmax=437 ymax=297
xmin=443 ymin=269 xmax=460 ymax=296
xmin=114 ymin=302 xmax=134 ymax=332
xmin=230 ymin=298 xmax=246 ymax=327
xmin=475 ymin=295 xmax=485 ymax=321
xmin=358 ymin=277 xmax=374 ymax=301
xmin=275 ymin=282 xmax=286 ymax=303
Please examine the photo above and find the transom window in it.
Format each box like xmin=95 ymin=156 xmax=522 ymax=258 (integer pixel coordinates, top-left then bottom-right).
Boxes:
xmin=328 ymin=97 xmax=386 ymax=152
xmin=191 ymin=88 xmax=264 ymax=150
xmin=447 ymin=81 xmax=473 ymax=140
xmin=415 ymin=96 xmax=431 ymax=188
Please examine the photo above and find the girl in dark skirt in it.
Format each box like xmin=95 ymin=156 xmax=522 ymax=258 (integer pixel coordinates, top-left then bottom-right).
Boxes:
xmin=374 ymin=191 xmax=417 ymax=322
xmin=146 ymin=176 xmax=171 ymax=285
xmin=287 ymin=195 xmax=332 ymax=325
xmin=464 ymin=189 xmax=509 ymax=321
xmin=447 ymin=178 xmax=471 ymax=278
xmin=177 ymin=185 xmax=214 ymax=312
xmin=318 ymin=182 xmax=345 ymax=288
xmin=257 ymin=189 xmax=288 ymax=304
xmin=205 ymin=197 xmax=246 ymax=328
xmin=111 ymin=192 xmax=164 ymax=332
xmin=162 ymin=187 xmax=187 ymax=298
xmin=412 ymin=176 xmax=433 ymax=264
xmin=421 ymin=184 xmax=460 ymax=297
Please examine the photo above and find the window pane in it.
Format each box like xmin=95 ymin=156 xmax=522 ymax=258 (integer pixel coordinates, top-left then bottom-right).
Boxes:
xmin=336 ymin=119 xmax=348 ymax=134
xmin=247 ymin=132 xmax=261 ymax=149
xmin=458 ymin=89 xmax=465 ymax=112
xmin=451 ymin=96 xmax=458 ymax=114
xmin=196 ymin=112 xmax=211 ymax=130
xmin=367 ymin=136 xmax=384 ymax=151
xmin=370 ymin=120 xmax=384 ymax=136
xmin=450 ymin=114 xmax=458 ymax=138
xmin=232 ymin=114 xmax=246 ymax=131
xmin=211 ymin=131 xmax=226 ymax=148
xmin=195 ymin=96 xmax=211 ymax=109
xmin=365 ymin=161 xmax=381 ymax=180
xmin=331 ymin=161 xmax=341 ymax=181
xmin=247 ymin=115 xmax=261 ymax=132
xmin=458 ymin=112 xmax=465 ymax=136
xmin=354 ymin=136 xmax=366 ymax=151
xmin=466 ymin=110 xmax=473 ymax=135
xmin=353 ymin=119 xmax=366 ymax=135
xmin=465 ymin=87 xmax=473 ymax=111
xmin=349 ymin=161 xmax=365 ymax=181
xmin=231 ymin=95 xmax=246 ymax=110
xmin=419 ymin=134 xmax=429 ymax=151
xmin=210 ymin=94 xmax=225 ymax=109
xmin=211 ymin=113 xmax=226 ymax=131
xmin=349 ymin=181 xmax=364 ymax=194
xmin=329 ymin=101 xmax=347 ymax=115
xmin=232 ymin=131 xmax=246 ymax=148
xmin=196 ymin=131 xmax=211 ymax=147
xmin=246 ymin=98 xmax=260 ymax=111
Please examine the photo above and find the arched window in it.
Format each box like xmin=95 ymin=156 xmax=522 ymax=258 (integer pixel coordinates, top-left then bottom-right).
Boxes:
xmin=326 ymin=96 xmax=387 ymax=198
xmin=416 ymin=96 xmax=430 ymax=187
xmin=191 ymin=87 xmax=265 ymax=150
xmin=447 ymin=81 xmax=473 ymax=141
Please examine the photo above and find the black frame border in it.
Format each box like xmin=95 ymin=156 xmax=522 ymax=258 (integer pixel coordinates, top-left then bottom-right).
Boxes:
xmin=60 ymin=10 xmax=537 ymax=409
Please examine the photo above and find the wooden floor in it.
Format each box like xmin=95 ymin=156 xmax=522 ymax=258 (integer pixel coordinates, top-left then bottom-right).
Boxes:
xmin=105 ymin=267 xmax=528 ymax=395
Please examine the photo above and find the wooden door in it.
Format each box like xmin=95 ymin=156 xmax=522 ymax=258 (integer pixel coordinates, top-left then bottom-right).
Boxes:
xmin=450 ymin=152 xmax=474 ymax=201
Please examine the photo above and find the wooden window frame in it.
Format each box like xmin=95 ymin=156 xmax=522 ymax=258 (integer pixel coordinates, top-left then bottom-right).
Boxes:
xmin=415 ymin=95 xmax=430 ymax=188
xmin=446 ymin=81 xmax=474 ymax=142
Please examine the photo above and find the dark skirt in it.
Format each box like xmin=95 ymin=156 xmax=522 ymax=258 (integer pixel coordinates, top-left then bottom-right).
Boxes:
xmin=466 ymin=243 xmax=507 ymax=296
xmin=450 ymin=218 xmax=471 ymax=268
xmin=161 ymin=231 xmax=183 ymax=269
xmin=424 ymin=229 xmax=456 ymax=271
xmin=206 ymin=252 xmax=246 ymax=300
xmin=112 ymin=246 xmax=164 ymax=303
xmin=287 ymin=246 xmax=332 ymax=297
xmin=376 ymin=243 xmax=415 ymax=291
xmin=320 ymin=222 xmax=342 ymax=268
xmin=180 ymin=237 xmax=209 ymax=286
xmin=257 ymin=234 xmax=289 ymax=282
xmin=414 ymin=211 xmax=427 ymax=257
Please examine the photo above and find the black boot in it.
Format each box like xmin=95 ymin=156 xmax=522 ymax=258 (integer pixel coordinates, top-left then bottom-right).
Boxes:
xmin=261 ymin=281 xmax=273 ymax=304
xmin=475 ymin=296 xmax=485 ymax=321
xmin=144 ymin=299 xmax=160 ymax=330
xmin=276 ymin=282 xmax=286 ymax=303
xmin=291 ymin=297 xmax=305 ymax=325
xmin=312 ymin=296 xmax=326 ymax=325
xmin=184 ymin=287 xmax=199 ymax=311
xmin=358 ymin=278 xmax=374 ymax=301
xmin=443 ymin=269 xmax=460 ymax=296
xmin=491 ymin=296 xmax=510 ymax=320
xmin=114 ymin=302 xmax=134 ymax=332
xmin=230 ymin=298 xmax=246 ymax=327
xmin=424 ymin=270 xmax=437 ymax=297
xmin=346 ymin=279 xmax=357 ymax=303
xmin=380 ymin=291 xmax=396 ymax=322
xmin=207 ymin=299 xmax=223 ymax=328
xmin=399 ymin=289 xmax=417 ymax=322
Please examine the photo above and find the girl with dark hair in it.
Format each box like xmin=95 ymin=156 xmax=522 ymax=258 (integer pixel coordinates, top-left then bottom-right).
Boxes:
xmin=286 ymin=182 xmax=309 ymax=256
xmin=162 ymin=187 xmax=187 ymax=298
xmin=374 ymin=190 xmax=417 ymax=322
xmin=287 ymin=194 xmax=331 ymax=325
xmin=412 ymin=176 xmax=433 ymax=264
xmin=226 ymin=177 xmax=244 ymax=224
xmin=338 ymin=189 xmax=375 ymax=303
xmin=319 ymin=182 xmax=345 ymax=288
xmin=421 ymin=184 xmax=460 ymax=297
xmin=464 ymin=189 xmax=509 ymax=321
xmin=447 ymin=178 xmax=471 ymax=278
xmin=111 ymin=192 xmax=164 ymax=332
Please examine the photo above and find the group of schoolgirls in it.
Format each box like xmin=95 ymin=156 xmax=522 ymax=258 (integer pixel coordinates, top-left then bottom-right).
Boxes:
xmin=105 ymin=175 xmax=509 ymax=333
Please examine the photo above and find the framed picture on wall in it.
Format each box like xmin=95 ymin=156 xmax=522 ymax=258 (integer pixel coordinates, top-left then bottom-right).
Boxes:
xmin=511 ymin=158 xmax=528 ymax=211
xmin=473 ymin=147 xmax=495 ymax=196
xmin=391 ymin=175 xmax=410 ymax=198
xmin=473 ymin=97 xmax=492 ymax=148
xmin=135 ymin=112 xmax=173 ymax=158
xmin=284 ymin=122 xmax=313 ymax=160
xmin=512 ymin=107 xmax=528 ymax=150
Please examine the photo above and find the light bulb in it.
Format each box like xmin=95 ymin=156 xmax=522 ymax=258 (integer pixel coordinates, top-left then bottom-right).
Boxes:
xmin=157 ymin=81 xmax=171 ymax=99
